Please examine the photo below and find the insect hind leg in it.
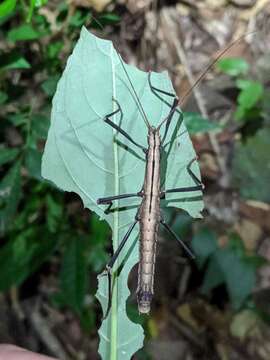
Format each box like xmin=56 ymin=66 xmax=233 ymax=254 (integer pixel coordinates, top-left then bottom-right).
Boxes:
xmin=100 ymin=218 xmax=138 ymax=319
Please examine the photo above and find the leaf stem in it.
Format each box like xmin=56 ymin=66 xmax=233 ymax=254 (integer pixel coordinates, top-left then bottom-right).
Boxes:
xmin=111 ymin=46 xmax=119 ymax=360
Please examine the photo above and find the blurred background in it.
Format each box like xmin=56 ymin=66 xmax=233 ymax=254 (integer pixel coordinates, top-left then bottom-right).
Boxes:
xmin=1 ymin=0 xmax=270 ymax=359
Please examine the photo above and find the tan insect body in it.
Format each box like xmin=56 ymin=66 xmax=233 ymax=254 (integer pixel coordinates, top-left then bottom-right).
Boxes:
xmin=137 ymin=127 xmax=161 ymax=314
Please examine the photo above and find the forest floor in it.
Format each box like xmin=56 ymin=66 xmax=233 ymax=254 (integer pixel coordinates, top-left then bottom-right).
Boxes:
xmin=1 ymin=0 xmax=270 ymax=359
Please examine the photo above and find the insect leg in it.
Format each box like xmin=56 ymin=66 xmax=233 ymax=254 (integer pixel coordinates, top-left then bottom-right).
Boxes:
xmin=160 ymin=97 xmax=180 ymax=144
xmin=97 ymin=192 xmax=141 ymax=205
xmin=148 ymin=72 xmax=181 ymax=143
xmin=160 ymin=218 xmax=195 ymax=259
xmin=101 ymin=219 xmax=138 ymax=319
xmin=148 ymin=71 xmax=180 ymax=103
xmin=104 ymin=98 xmax=147 ymax=153
xmin=161 ymin=158 xmax=204 ymax=197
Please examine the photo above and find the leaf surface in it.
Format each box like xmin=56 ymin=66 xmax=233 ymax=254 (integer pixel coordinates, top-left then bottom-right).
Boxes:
xmin=42 ymin=27 xmax=203 ymax=359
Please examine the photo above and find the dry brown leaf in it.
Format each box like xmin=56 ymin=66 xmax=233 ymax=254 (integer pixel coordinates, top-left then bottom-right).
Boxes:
xmin=177 ymin=303 xmax=201 ymax=331
xmin=234 ymin=219 xmax=263 ymax=251
xmin=125 ymin=0 xmax=152 ymax=13
xmin=230 ymin=310 xmax=260 ymax=340
xmin=70 ymin=0 xmax=111 ymax=12
xmin=239 ymin=201 xmax=270 ymax=232
xmin=205 ymin=0 xmax=228 ymax=9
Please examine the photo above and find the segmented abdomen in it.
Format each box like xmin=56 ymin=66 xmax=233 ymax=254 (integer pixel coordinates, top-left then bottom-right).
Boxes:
xmin=137 ymin=206 xmax=160 ymax=314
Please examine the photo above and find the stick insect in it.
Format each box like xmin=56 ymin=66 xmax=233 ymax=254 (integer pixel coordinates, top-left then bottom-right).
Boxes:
xmin=97 ymin=64 xmax=203 ymax=316
xmin=97 ymin=32 xmax=254 ymax=317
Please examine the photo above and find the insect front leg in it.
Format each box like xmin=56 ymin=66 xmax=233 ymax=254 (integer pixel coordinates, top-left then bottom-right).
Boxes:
xmin=104 ymin=98 xmax=147 ymax=153
xmin=148 ymin=72 xmax=181 ymax=144
xmin=148 ymin=71 xmax=181 ymax=104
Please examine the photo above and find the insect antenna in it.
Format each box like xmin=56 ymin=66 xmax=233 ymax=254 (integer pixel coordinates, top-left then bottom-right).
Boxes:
xmin=179 ymin=31 xmax=256 ymax=106
xmin=90 ymin=15 xmax=151 ymax=128
xmin=116 ymin=52 xmax=151 ymax=129
xmin=156 ymin=31 xmax=256 ymax=131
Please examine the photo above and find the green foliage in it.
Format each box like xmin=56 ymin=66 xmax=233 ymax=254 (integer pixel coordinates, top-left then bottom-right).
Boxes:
xmin=192 ymin=227 xmax=217 ymax=268
xmin=232 ymin=127 xmax=270 ymax=202
xmin=235 ymin=80 xmax=264 ymax=121
xmin=0 ymin=1 xmax=117 ymax=338
xmin=184 ymin=112 xmax=221 ymax=134
xmin=0 ymin=0 xmax=17 ymax=18
xmin=192 ymin=230 xmax=264 ymax=310
xmin=0 ymin=160 xmax=21 ymax=234
xmin=0 ymin=51 xmax=31 ymax=70
xmin=42 ymin=28 xmax=203 ymax=359
xmin=217 ymin=57 xmax=266 ymax=124
xmin=217 ymin=58 xmax=249 ymax=76
xmin=0 ymin=1 xmax=267 ymax=357
xmin=7 ymin=24 xmax=42 ymax=41
xmin=0 ymin=225 xmax=57 ymax=291
xmin=0 ymin=148 xmax=20 ymax=166
xmin=57 ymin=237 xmax=88 ymax=314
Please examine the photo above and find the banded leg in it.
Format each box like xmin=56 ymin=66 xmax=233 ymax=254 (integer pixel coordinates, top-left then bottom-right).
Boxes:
xmin=104 ymin=98 xmax=146 ymax=153
xmin=97 ymin=192 xmax=142 ymax=205
xmin=160 ymin=219 xmax=195 ymax=259
xmin=148 ymin=72 xmax=181 ymax=144
xmin=160 ymin=97 xmax=180 ymax=144
xmin=101 ymin=219 xmax=138 ymax=318
xmin=161 ymin=158 xmax=204 ymax=197
xmin=148 ymin=71 xmax=181 ymax=106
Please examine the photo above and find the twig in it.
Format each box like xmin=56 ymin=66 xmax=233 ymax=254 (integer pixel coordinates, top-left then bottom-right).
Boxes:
xmin=10 ymin=287 xmax=25 ymax=321
xmin=28 ymin=301 xmax=68 ymax=360
xmin=161 ymin=9 xmax=230 ymax=187
xmin=169 ymin=314 xmax=205 ymax=349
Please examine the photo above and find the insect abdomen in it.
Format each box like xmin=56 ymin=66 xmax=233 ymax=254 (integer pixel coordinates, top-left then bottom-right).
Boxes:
xmin=137 ymin=128 xmax=161 ymax=314
xmin=137 ymin=217 xmax=159 ymax=313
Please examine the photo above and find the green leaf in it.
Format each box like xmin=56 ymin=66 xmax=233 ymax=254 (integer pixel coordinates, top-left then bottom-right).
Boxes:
xmin=201 ymin=255 xmax=225 ymax=294
xmin=184 ymin=112 xmax=220 ymax=134
xmin=41 ymin=75 xmax=60 ymax=96
xmin=0 ymin=148 xmax=19 ymax=166
xmin=215 ymin=248 xmax=256 ymax=309
xmin=236 ymin=79 xmax=253 ymax=90
xmin=42 ymin=27 xmax=203 ymax=359
xmin=237 ymin=81 xmax=263 ymax=110
xmin=0 ymin=0 xmax=17 ymax=18
xmin=192 ymin=227 xmax=218 ymax=268
xmin=59 ymin=238 xmax=88 ymax=314
xmin=69 ymin=10 xmax=88 ymax=27
xmin=25 ymin=147 xmax=42 ymax=180
xmin=0 ymin=51 xmax=30 ymax=70
xmin=98 ymin=13 xmax=121 ymax=24
xmin=7 ymin=112 xmax=27 ymax=126
xmin=31 ymin=113 xmax=50 ymax=139
xmin=0 ymin=226 xmax=57 ymax=291
xmin=45 ymin=193 xmax=63 ymax=232
xmin=26 ymin=0 xmax=46 ymax=21
xmin=0 ymin=160 xmax=21 ymax=234
xmin=47 ymin=41 xmax=63 ymax=59
xmin=88 ymin=213 xmax=109 ymax=272
xmin=217 ymin=58 xmax=249 ymax=76
xmin=7 ymin=24 xmax=41 ymax=42
xmin=202 ymin=246 xmax=257 ymax=309
xmin=232 ymin=127 xmax=270 ymax=202
xmin=0 ymin=90 xmax=8 ymax=104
